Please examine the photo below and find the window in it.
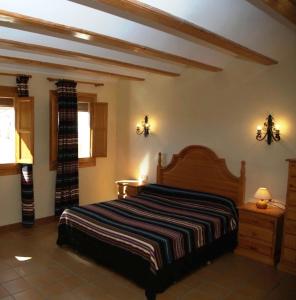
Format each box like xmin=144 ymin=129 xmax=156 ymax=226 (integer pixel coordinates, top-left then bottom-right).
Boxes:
xmin=0 ymin=98 xmax=15 ymax=164
xmin=0 ymin=86 xmax=34 ymax=176
xmin=49 ymin=91 xmax=108 ymax=170
xmin=78 ymin=102 xmax=91 ymax=158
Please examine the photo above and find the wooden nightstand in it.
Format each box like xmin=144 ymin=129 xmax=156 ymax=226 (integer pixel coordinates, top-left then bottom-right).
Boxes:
xmin=279 ymin=159 xmax=296 ymax=275
xmin=235 ymin=202 xmax=284 ymax=266
xmin=116 ymin=181 xmax=146 ymax=199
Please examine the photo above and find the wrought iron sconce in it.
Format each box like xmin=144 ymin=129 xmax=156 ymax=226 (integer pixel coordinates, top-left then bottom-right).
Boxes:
xmin=136 ymin=115 xmax=150 ymax=137
xmin=256 ymin=114 xmax=280 ymax=145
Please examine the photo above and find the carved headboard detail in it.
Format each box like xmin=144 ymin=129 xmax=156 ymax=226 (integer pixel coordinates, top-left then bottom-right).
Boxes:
xmin=157 ymin=145 xmax=245 ymax=206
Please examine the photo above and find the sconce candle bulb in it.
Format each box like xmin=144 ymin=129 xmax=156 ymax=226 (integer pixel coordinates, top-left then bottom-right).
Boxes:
xmin=256 ymin=114 xmax=280 ymax=145
xmin=136 ymin=115 xmax=150 ymax=137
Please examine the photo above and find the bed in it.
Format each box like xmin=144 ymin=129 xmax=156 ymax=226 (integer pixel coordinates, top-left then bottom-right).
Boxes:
xmin=57 ymin=145 xmax=246 ymax=300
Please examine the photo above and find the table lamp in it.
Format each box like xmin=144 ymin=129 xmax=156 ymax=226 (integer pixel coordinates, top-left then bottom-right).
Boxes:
xmin=254 ymin=187 xmax=272 ymax=209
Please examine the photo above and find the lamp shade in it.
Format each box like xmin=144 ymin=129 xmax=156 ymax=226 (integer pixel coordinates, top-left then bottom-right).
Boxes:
xmin=254 ymin=187 xmax=272 ymax=200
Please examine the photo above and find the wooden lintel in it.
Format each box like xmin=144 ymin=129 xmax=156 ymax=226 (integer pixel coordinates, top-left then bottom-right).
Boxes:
xmin=47 ymin=77 xmax=104 ymax=87
xmin=0 ymin=72 xmax=32 ymax=78
xmin=0 ymin=55 xmax=145 ymax=81
xmin=87 ymin=0 xmax=278 ymax=65
xmin=0 ymin=39 xmax=179 ymax=77
xmin=0 ymin=10 xmax=222 ymax=72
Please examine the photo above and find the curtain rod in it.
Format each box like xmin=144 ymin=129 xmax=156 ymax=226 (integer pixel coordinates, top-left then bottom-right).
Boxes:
xmin=47 ymin=77 xmax=104 ymax=87
xmin=0 ymin=72 xmax=32 ymax=78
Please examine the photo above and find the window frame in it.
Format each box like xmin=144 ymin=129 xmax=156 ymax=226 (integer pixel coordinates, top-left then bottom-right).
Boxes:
xmin=49 ymin=91 xmax=96 ymax=170
xmin=0 ymin=86 xmax=19 ymax=176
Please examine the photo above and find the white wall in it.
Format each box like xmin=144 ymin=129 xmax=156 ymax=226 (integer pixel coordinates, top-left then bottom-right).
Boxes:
xmin=0 ymin=73 xmax=118 ymax=226
xmin=116 ymin=33 xmax=296 ymax=204
xmin=1 ymin=24 xmax=295 ymax=227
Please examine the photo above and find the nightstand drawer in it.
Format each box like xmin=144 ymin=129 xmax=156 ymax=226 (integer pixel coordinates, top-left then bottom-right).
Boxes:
xmin=286 ymin=207 xmax=296 ymax=221
xmin=239 ymin=237 xmax=272 ymax=256
xmin=284 ymin=234 xmax=296 ymax=250
xmin=239 ymin=223 xmax=273 ymax=244
xmin=285 ymin=219 xmax=296 ymax=234
xmin=287 ymin=190 xmax=296 ymax=206
xmin=290 ymin=162 xmax=296 ymax=176
xmin=279 ymin=160 xmax=295 ymax=274
xmin=237 ymin=203 xmax=284 ymax=266
xmin=288 ymin=177 xmax=296 ymax=190
xmin=126 ymin=185 xmax=141 ymax=197
xmin=282 ymin=248 xmax=296 ymax=264
xmin=240 ymin=211 xmax=274 ymax=230
xmin=117 ymin=181 xmax=146 ymax=199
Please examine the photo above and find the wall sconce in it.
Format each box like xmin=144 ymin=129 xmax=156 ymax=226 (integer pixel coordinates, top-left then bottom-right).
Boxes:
xmin=256 ymin=114 xmax=280 ymax=145
xmin=136 ymin=115 xmax=150 ymax=137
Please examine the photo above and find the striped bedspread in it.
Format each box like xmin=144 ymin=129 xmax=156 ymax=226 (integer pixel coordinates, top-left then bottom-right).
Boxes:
xmin=59 ymin=184 xmax=238 ymax=273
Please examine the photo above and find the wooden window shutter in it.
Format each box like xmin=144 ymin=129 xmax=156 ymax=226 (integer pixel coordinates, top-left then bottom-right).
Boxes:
xmin=93 ymin=102 xmax=108 ymax=157
xmin=15 ymin=97 xmax=34 ymax=164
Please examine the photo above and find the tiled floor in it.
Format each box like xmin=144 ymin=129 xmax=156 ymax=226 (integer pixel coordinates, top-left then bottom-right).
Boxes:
xmin=0 ymin=222 xmax=295 ymax=300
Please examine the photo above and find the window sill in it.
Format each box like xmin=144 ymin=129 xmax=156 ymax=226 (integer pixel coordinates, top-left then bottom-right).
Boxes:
xmin=0 ymin=163 xmax=20 ymax=176
xmin=79 ymin=157 xmax=96 ymax=168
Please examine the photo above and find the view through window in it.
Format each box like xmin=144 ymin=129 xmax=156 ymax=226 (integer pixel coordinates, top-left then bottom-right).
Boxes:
xmin=78 ymin=102 xmax=91 ymax=158
xmin=0 ymin=99 xmax=15 ymax=164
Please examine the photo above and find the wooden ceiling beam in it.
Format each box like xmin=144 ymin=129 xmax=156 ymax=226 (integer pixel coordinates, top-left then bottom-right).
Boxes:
xmin=0 ymin=39 xmax=179 ymax=77
xmin=0 ymin=10 xmax=222 ymax=72
xmin=0 ymin=55 xmax=145 ymax=81
xmin=248 ymin=0 xmax=296 ymax=26
xmin=86 ymin=0 xmax=278 ymax=65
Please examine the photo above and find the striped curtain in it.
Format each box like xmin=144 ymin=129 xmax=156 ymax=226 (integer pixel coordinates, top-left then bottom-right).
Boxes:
xmin=55 ymin=80 xmax=79 ymax=216
xmin=16 ymin=75 xmax=30 ymax=97
xmin=16 ymin=75 xmax=35 ymax=227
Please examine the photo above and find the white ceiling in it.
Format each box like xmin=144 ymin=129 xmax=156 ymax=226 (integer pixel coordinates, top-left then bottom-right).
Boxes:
xmin=0 ymin=0 xmax=295 ymax=82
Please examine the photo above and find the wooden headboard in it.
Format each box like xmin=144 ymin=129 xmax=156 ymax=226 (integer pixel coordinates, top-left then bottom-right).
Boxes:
xmin=157 ymin=145 xmax=245 ymax=206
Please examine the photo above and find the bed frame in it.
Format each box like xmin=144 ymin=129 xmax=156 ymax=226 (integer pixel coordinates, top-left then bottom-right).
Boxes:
xmin=157 ymin=145 xmax=245 ymax=207
xmin=58 ymin=145 xmax=246 ymax=300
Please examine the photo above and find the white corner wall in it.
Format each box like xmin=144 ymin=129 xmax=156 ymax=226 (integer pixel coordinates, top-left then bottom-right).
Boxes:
xmin=116 ymin=36 xmax=296 ymax=204
xmin=0 ymin=73 xmax=118 ymax=226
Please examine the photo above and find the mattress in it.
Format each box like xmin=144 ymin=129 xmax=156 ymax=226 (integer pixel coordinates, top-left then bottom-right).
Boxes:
xmin=58 ymin=184 xmax=238 ymax=273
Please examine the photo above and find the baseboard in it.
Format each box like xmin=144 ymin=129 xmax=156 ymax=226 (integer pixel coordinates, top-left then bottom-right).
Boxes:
xmin=0 ymin=215 xmax=58 ymax=232
xmin=35 ymin=215 xmax=58 ymax=225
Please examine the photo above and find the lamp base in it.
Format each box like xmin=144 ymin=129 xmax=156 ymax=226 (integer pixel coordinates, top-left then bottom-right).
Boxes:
xmin=256 ymin=200 xmax=268 ymax=209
